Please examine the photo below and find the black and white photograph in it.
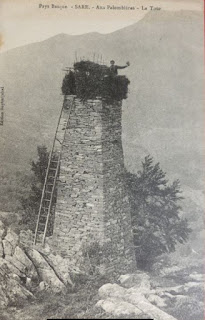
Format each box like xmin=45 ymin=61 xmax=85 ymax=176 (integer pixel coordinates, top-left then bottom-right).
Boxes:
xmin=0 ymin=0 xmax=204 ymax=319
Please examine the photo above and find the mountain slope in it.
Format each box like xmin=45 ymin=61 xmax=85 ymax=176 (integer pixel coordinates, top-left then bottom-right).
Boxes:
xmin=0 ymin=10 xmax=203 ymax=191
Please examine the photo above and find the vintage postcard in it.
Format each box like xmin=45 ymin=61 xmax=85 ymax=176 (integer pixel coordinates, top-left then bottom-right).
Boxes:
xmin=0 ymin=0 xmax=204 ymax=319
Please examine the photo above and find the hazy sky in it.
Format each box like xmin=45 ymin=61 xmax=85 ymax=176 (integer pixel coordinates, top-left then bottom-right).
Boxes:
xmin=0 ymin=0 xmax=202 ymax=52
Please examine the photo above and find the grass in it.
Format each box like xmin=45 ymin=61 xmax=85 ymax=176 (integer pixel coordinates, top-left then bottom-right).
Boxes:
xmin=1 ymin=252 xmax=204 ymax=320
xmin=1 ymin=272 xmax=153 ymax=320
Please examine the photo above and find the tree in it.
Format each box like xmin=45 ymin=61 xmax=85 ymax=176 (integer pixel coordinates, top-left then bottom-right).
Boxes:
xmin=20 ymin=145 xmax=52 ymax=231
xmin=126 ymin=155 xmax=191 ymax=270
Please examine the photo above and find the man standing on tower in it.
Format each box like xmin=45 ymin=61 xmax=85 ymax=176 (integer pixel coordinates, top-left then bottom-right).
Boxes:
xmin=110 ymin=60 xmax=130 ymax=76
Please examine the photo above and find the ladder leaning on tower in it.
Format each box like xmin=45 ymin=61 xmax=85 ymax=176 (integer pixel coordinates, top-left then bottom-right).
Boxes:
xmin=33 ymin=95 xmax=75 ymax=245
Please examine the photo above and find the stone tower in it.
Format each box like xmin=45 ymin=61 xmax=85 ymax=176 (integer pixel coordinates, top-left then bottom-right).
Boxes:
xmin=52 ymin=67 xmax=135 ymax=273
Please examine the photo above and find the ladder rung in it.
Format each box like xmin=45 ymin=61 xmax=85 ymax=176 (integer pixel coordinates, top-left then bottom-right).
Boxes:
xmin=45 ymin=191 xmax=52 ymax=194
xmin=44 ymin=196 xmax=51 ymax=201
xmin=49 ymin=168 xmax=57 ymax=170
xmin=51 ymin=160 xmax=59 ymax=163
xmin=40 ymin=212 xmax=48 ymax=216
xmin=42 ymin=207 xmax=49 ymax=211
xmin=39 ymin=214 xmax=47 ymax=218
xmin=43 ymin=199 xmax=51 ymax=202
xmin=35 ymin=239 xmax=42 ymax=243
xmin=36 ymin=232 xmax=43 ymax=236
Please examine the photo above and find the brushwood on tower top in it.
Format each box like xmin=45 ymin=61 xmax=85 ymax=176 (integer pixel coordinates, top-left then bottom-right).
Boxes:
xmin=61 ymin=60 xmax=130 ymax=103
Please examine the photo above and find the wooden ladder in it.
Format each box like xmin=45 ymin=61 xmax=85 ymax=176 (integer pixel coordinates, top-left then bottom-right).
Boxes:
xmin=33 ymin=96 xmax=75 ymax=245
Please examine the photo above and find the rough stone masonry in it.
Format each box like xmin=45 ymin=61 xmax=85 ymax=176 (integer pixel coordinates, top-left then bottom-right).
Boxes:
xmin=52 ymin=95 xmax=135 ymax=273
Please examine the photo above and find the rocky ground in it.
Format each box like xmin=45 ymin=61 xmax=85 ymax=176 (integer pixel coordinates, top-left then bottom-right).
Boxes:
xmin=0 ymin=220 xmax=203 ymax=320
